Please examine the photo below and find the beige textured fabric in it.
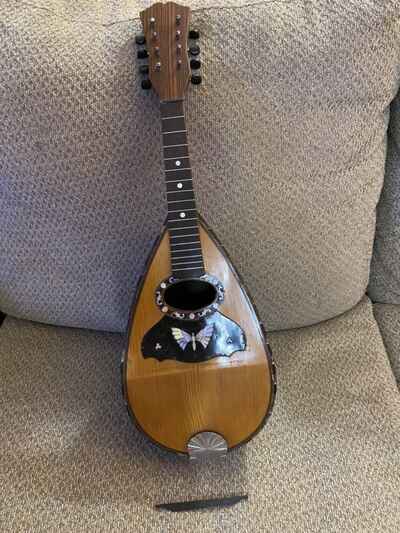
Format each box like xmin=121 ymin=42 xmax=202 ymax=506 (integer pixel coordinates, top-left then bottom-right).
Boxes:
xmin=1 ymin=297 xmax=400 ymax=532
xmin=1 ymin=1 xmax=400 ymax=332
xmin=374 ymin=303 xmax=400 ymax=386
xmin=369 ymin=92 xmax=400 ymax=303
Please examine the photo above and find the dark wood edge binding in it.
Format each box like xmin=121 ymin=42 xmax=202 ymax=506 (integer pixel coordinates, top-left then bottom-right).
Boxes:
xmin=121 ymin=216 xmax=276 ymax=456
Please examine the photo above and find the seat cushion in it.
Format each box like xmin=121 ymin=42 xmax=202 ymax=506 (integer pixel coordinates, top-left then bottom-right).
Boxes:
xmin=374 ymin=303 xmax=400 ymax=386
xmin=1 ymin=1 xmax=400 ymax=332
xmin=1 ymin=297 xmax=400 ymax=532
xmin=369 ymin=93 xmax=400 ymax=304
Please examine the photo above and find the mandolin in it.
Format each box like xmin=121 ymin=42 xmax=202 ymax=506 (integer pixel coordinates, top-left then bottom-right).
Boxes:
xmin=122 ymin=1 xmax=276 ymax=458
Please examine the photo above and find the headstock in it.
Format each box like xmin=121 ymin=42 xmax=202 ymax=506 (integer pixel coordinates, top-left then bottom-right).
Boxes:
xmin=136 ymin=2 xmax=201 ymax=101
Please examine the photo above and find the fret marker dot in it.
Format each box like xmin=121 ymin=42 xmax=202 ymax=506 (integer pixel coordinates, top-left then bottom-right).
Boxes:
xmin=180 ymin=212 xmax=186 ymax=218
xmin=175 ymin=160 xmax=182 ymax=167
xmin=177 ymin=183 xmax=183 ymax=189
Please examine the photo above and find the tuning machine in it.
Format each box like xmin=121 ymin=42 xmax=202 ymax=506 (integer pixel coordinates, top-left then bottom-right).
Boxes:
xmin=135 ymin=33 xmax=146 ymax=46
xmin=135 ymin=32 xmax=149 ymax=59
xmin=135 ymin=33 xmax=152 ymax=90
xmin=188 ymin=28 xmax=201 ymax=85
xmin=189 ymin=29 xmax=200 ymax=40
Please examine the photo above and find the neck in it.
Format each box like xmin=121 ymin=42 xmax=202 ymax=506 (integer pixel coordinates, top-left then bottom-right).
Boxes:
xmin=160 ymin=100 xmax=205 ymax=279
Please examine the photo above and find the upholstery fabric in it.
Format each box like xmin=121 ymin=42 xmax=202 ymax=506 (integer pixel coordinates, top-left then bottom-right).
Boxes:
xmin=369 ymin=92 xmax=400 ymax=303
xmin=1 ymin=1 xmax=400 ymax=332
xmin=374 ymin=303 xmax=400 ymax=386
xmin=1 ymin=297 xmax=400 ymax=532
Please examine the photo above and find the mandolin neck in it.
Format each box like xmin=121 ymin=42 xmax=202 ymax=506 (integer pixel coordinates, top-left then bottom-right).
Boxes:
xmin=161 ymin=100 xmax=205 ymax=279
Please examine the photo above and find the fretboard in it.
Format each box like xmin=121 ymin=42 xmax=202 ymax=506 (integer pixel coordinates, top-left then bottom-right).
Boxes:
xmin=160 ymin=100 xmax=205 ymax=279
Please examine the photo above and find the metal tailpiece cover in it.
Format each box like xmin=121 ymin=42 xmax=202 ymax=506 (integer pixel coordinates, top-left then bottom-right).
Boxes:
xmin=187 ymin=431 xmax=228 ymax=460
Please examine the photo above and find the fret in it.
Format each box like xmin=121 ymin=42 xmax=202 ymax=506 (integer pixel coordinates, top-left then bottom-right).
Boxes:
xmin=165 ymin=170 xmax=192 ymax=181
xmin=163 ymin=145 xmax=189 ymax=159
xmin=171 ymin=249 xmax=202 ymax=258
xmin=163 ymin=129 xmax=187 ymax=135
xmin=161 ymin=115 xmax=184 ymax=120
xmin=167 ymin=196 xmax=196 ymax=207
xmin=171 ymin=253 xmax=203 ymax=260
xmin=168 ymin=216 xmax=198 ymax=223
xmin=171 ymin=260 xmax=204 ymax=267
xmin=170 ymin=241 xmax=201 ymax=247
xmin=165 ymin=178 xmax=193 ymax=184
xmin=172 ymin=266 xmax=204 ymax=272
xmin=166 ymin=183 xmax=193 ymax=193
xmin=170 ymin=234 xmax=199 ymax=239
xmin=172 ymin=246 xmax=201 ymax=257
xmin=165 ymin=167 xmax=191 ymax=173
xmin=162 ymin=131 xmax=187 ymax=146
xmin=161 ymin=100 xmax=204 ymax=278
xmin=168 ymin=218 xmax=198 ymax=227
xmin=172 ymin=255 xmax=202 ymax=263
xmin=168 ymin=225 xmax=198 ymax=231
xmin=166 ymin=188 xmax=194 ymax=194
xmin=164 ymin=155 xmax=189 ymax=161
xmin=167 ymin=208 xmax=197 ymax=214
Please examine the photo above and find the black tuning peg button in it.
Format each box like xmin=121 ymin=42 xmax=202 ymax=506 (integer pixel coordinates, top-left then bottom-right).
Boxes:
xmin=190 ymin=59 xmax=201 ymax=70
xmin=141 ymin=79 xmax=152 ymax=90
xmin=139 ymin=64 xmax=149 ymax=75
xmin=189 ymin=29 xmax=200 ymax=40
xmin=189 ymin=45 xmax=200 ymax=56
xmin=191 ymin=74 xmax=202 ymax=85
xmin=135 ymin=34 xmax=146 ymax=45
xmin=137 ymin=49 xmax=149 ymax=59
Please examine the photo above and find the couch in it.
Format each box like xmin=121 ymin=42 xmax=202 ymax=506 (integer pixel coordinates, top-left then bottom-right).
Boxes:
xmin=1 ymin=1 xmax=400 ymax=531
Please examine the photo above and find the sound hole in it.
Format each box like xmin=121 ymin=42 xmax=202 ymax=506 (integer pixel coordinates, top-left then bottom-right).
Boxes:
xmin=164 ymin=279 xmax=217 ymax=311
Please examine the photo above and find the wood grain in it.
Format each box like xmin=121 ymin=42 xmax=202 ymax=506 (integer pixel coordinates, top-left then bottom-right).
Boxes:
xmin=125 ymin=221 xmax=273 ymax=453
xmin=140 ymin=2 xmax=191 ymax=102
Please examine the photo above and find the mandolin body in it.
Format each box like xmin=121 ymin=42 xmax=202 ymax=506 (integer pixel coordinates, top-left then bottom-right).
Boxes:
xmin=123 ymin=220 xmax=275 ymax=455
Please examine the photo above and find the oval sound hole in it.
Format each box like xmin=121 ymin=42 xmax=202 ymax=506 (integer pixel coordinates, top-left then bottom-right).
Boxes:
xmin=164 ymin=279 xmax=217 ymax=311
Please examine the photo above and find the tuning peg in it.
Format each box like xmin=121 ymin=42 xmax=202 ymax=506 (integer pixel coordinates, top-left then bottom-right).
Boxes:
xmin=189 ymin=45 xmax=200 ymax=56
xmin=139 ymin=64 xmax=149 ymax=75
xmin=135 ymin=34 xmax=146 ymax=45
xmin=191 ymin=74 xmax=202 ymax=85
xmin=137 ymin=49 xmax=149 ymax=59
xmin=141 ymin=79 xmax=152 ymax=90
xmin=190 ymin=59 xmax=201 ymax=70
xmin=189 ymin=29 xmax=200 ymax=40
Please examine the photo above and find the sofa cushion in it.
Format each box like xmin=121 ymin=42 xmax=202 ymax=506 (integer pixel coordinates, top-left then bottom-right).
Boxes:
xmin=1 ymin=1 xmax=400 ymax=332
xmin=1 ymin=297 xmax=400 ymax=532
xmin=374 ymin=303 xmax=400 ymax=386
xmin=369 ymin=93 xmax=400 ymax=303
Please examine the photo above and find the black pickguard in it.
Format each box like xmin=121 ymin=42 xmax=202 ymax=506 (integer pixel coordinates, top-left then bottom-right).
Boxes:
xmin=141 ymin=311 xmax=246 ymax=363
